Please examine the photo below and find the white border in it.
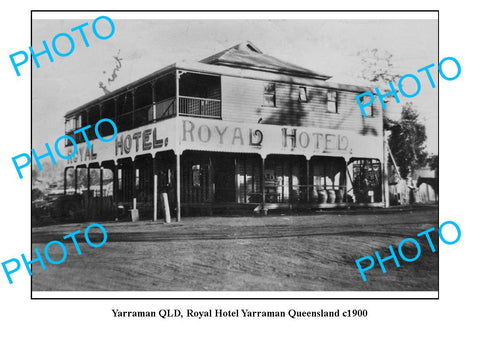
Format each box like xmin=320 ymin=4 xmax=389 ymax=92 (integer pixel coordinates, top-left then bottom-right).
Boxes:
xmin=30 ymin=9 xmax=439 ymax=301
xmin=32 ymin=11 xmax=439 ymax=20
xmin=33 ymin=291 xmax=438 ymax=299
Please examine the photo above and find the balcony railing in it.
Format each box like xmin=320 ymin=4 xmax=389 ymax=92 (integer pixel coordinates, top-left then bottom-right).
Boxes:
xmin=65 ymin=96 xmax=223 ymax=145
xmin=154 ymin=97 xmax=176 ymax=120
xmin=179 ymin=96 xmax=221 ymax=119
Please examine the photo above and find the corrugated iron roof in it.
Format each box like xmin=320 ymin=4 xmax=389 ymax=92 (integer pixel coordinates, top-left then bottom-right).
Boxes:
xmin=200 ymin=41 xmax=332 ymax=81
xmin=65 ymin=42 xmax=357 ymax=117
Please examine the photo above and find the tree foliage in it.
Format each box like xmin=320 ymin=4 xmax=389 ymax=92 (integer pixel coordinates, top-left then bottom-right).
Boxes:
xmin=388 ymin=103 xmax=428 ymax=178
xmin=32 ymin=188 xmax=44 ymax=200
xmin=357 ymin=48 xmax=401 ymax=89
xmin=427 ymin=154 xmax=439 ymax=178
xmin=357 ymin=48 xmax=402 ymax=128
xmin=357 ymin=49 xmax=430 ymax=179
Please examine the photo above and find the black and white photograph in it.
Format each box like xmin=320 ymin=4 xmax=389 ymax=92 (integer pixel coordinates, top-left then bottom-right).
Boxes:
xmin=30 ymin=14 xmax=439 ymax=294
xmin=1 ymin=4 xmax=478 ymax=340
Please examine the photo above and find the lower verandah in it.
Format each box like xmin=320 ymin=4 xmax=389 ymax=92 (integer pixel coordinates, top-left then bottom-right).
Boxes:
xmin=179 ymin=151 xmax=382 ymax=207
xmin=65 ymin=150 xmax=383 ymax=219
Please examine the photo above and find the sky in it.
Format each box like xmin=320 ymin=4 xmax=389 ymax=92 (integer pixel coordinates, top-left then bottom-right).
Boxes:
xmin=32 ymin=18 xmax=438 ymax=153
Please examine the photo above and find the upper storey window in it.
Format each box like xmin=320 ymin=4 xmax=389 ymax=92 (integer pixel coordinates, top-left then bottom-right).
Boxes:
xmin=65 ymin=118 xmax=74 ymax=133
xmin=298 ymin=86 xmax=308 ymax=102
xmin=64 ymin=114 xmax=82 ymax=146
xmin=327 ymin=90 xmax=337 ymax=113
xmin=263 ymin=82 xmax=276 ymax=107
xmin=65 ymin=115 xmax=81 ymax=133
xmin=361 ymin=95 xmax=373 ymax=117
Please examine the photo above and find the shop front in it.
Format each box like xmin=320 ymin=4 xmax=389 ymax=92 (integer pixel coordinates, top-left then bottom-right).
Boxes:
xmin=64 ymin=114 xmax=383 ymax=220
xmin=176 ymin=116 xmax=384 ymax=213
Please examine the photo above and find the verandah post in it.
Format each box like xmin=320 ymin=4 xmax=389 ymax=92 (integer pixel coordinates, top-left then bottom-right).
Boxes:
xmin=74 ymin=167 xmax=78 ymax=194
xmin=306 ymin=157 xmax=310 ymax=204
xmin=176 ymin=152 xmax=181 ymax=222
xmin=87 ymin=165 xmax=91 ymax=219
xmin=151 ymin=81 xmax=156 ymax=121
xmin=64 ymin=167 xmax=68 ymax=195
xmin=100 ymin=166 xmax=104 ymax=215
xmin=260 ymin=155 xmax=266 ymax=215
xmin=153 ymin=155 xmax=157 ymax=222
xmin=113 ymin=162 xmax=118 ymax=204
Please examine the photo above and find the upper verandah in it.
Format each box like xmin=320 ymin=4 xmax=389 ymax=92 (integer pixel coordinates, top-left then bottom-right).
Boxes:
xmin=64 ymin=41 xmax=371 ymax=119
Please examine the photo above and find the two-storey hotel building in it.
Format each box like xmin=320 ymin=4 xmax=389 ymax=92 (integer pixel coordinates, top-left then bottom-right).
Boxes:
xmin=63 ymin=42 xmax=385 ymax=221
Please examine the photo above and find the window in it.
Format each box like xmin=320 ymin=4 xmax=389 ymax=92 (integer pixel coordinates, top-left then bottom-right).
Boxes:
xmin=65 ymin=115 xmax=83 ymax=146
xmin=65 ymin=119 xmax=75 ymax=146
xmin=192 ymin=165 xmax=201 ymax=188
xmin=65 ymin=118 xmax=74 ymax=133
xmin=65 ymin=115 xmax=81 ymax=132
xmin=327 ymin=91 xmax=337 ymax=113
xmin=118 ymin=168 xmax=122 ymax=187
xmin=299 ymin=86 xmax=308 ymax=102
xmin=263 ymin=83 xmax=276 ymax=107
xmin=352 ymin=159 xmax=382 ymax=203
xmin=135 ymin=168 xmax=140 ymax=190
xmin=361 ymin=95 xmax=373 ymax=117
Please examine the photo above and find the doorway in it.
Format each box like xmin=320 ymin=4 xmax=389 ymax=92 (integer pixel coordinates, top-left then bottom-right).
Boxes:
xmin=214 ymin=154 xmax=236 ymax=202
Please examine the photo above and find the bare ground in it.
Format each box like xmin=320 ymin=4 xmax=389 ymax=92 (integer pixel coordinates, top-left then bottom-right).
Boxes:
xmin=31 ymin=207 xmax=439 ymax=291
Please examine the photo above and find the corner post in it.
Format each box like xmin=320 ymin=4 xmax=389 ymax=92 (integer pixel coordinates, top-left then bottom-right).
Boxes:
xmin=176 ymin=70 xmax=180 ymax=116
xmin=176 ymin=152 xmax=181 ymax=222
xmin=64 ymin=167 xmax=68 ymax=195
xmin=260 ymin=154 xmax=267 ymax=215
xmin=306 ymin=156 xmax=310 ymax=203
xmin=153 ymin=155 xmax=158 ymax=221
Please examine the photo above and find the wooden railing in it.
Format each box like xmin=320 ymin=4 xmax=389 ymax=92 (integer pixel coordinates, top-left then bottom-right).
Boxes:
xmin=179 ymin=96 xmax=221 ymax=118
xmin=64 ymin=96 xmax=222 ymax=145
xmin=154 ymin=97 xmax=176 ymax=120
xmin=246 ymin=184 xmax=349 ymax=204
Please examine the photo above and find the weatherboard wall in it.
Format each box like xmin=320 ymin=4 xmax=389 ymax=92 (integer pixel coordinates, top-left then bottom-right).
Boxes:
xmin=220 ymin=75 xmax=383 ymax=137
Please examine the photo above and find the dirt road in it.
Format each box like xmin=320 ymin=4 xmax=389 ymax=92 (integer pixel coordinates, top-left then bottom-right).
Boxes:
xmin=32 ymin=207 xmax=439 ymax=291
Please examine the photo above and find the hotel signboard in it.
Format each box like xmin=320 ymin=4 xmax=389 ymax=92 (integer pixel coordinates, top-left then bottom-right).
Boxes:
xmin=64 ymin=116 xmax=383 ymax=166
xmin=179 ymin=117 xmax=383 ymax=160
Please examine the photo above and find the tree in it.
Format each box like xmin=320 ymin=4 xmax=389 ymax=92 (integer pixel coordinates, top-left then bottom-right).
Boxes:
xmin=427 ymin=154 xmax=439 ymax=178
xmin=32 ymin=188 xmax=44 ymax=200
xmin=356 ymin=48 xmax=402 ymax=128
xmin=388 ymin=103 xmax=428 ymax=178
xmin=357 ymin=48 xmax=401 ymax=89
